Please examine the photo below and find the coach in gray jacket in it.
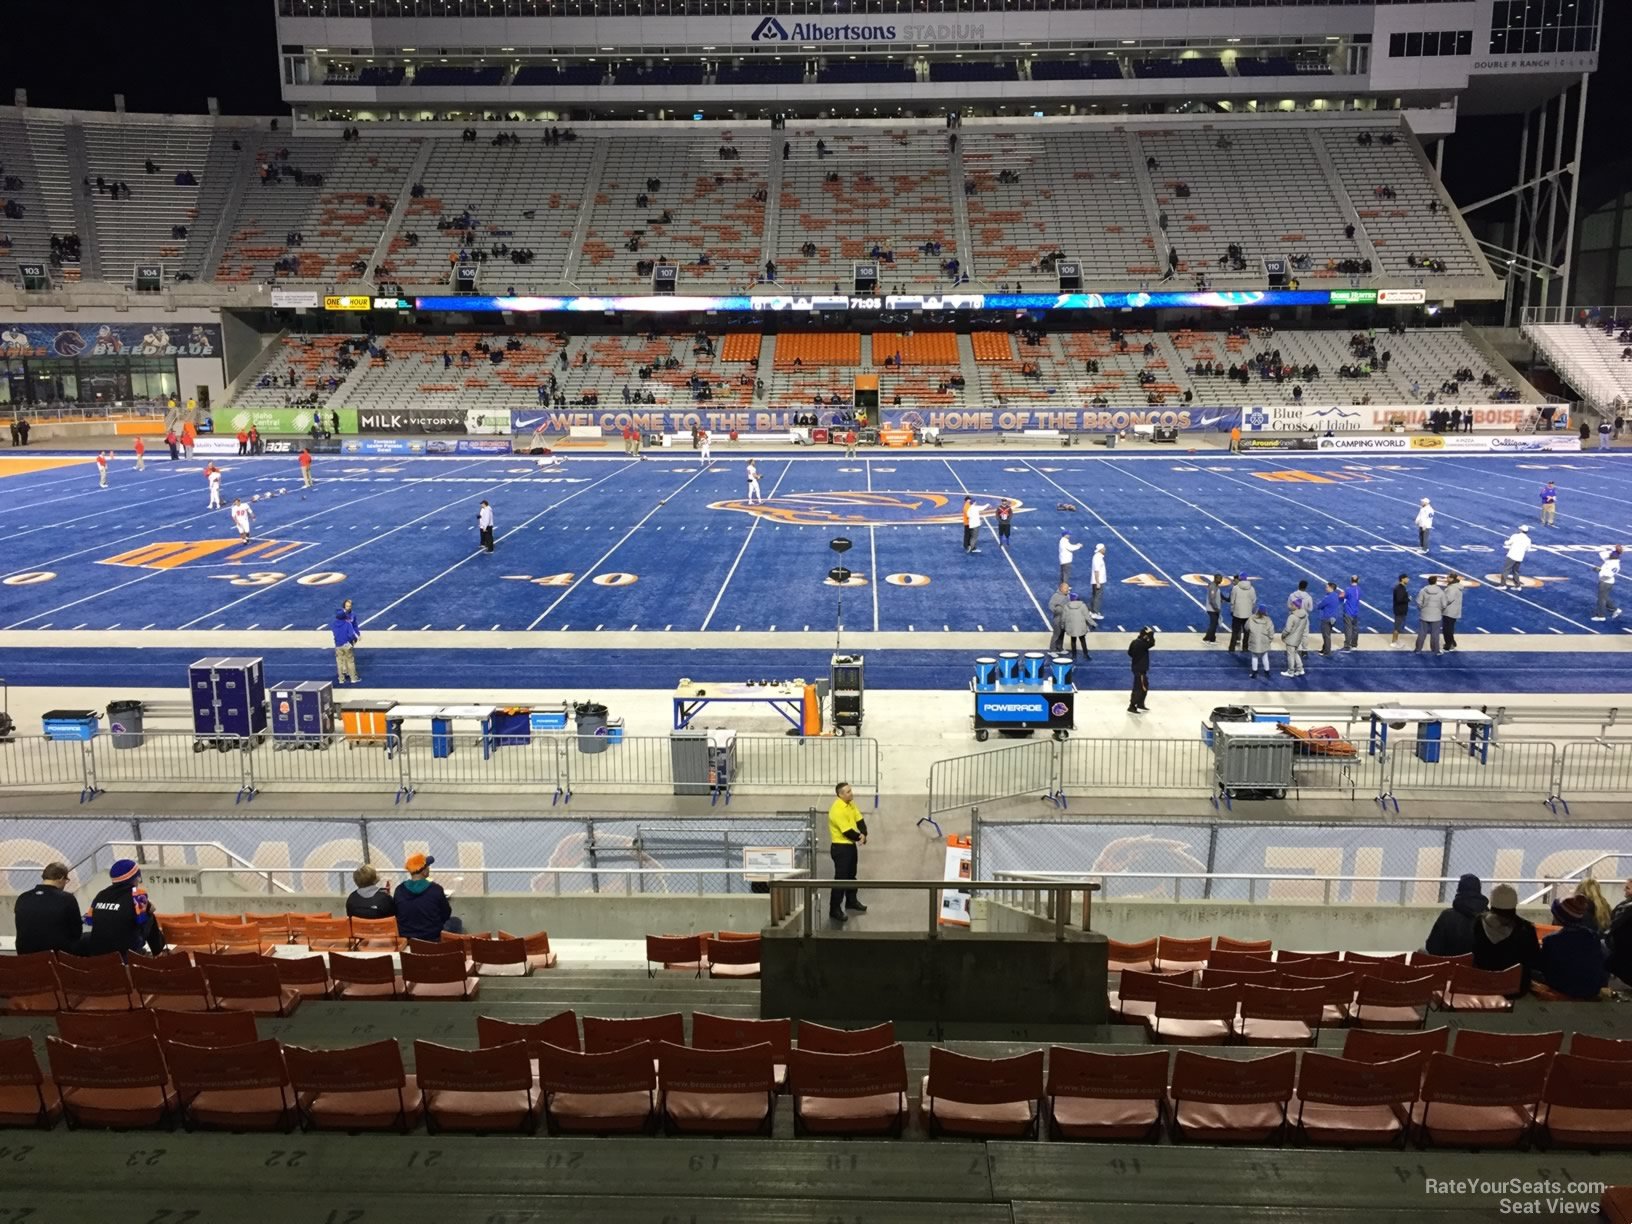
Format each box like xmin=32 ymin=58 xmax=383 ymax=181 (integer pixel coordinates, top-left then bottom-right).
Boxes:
xmin=1281 ymin=603 xmax=1309 ymax=677
xmin=1227 ymin=575 xmax=1257 ymax=653
xmin=1442 ymin=573 xmax=1464 ymax=652
xmin=1048 ymin=582 xmax=1071 ymax=652
xmin=1414 ymin=575 xmax=1445 ymax=655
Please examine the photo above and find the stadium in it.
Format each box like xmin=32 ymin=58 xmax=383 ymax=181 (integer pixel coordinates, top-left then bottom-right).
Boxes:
xmin=2 ymin=0 xmax=1632 ymax=1218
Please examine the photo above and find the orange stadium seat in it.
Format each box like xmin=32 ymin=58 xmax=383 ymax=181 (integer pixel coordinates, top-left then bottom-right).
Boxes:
xmin=414 ymin=1040 xmax=536 ymax=1134
xmin=1168 ymin=1050 xmax=1294 ymax=1144
xmin=788 ymin=1043 xmax=909 ymax=1138
xmin=538 ymin=1041 xmax=659 ymax=1136
xmin=797 ymin=1021 xmax=895 ymax=1054
xmin=921 ymin=1048 xmax=1044 ymax=1140
xmin=659 ymin=1041 xmax=777 ymax=1136
xmin=1293 ymin=1051 xmax=1421 ymax=1147
xmin=1045 ymin=1047 xmax=1167 ymax=1143
xmin=154 ymin=1009 xmax=259 ymax=1048
xmin=0 ymin=1036 xmax=62 ymax=1129
xmin=0 ymin=954 xmax=63 ymax=1014
xmin=166 ymin=1038 xmax=297 ymax=1133
xmin=47 ymin=1035 xmax=176 ymax=1129
xmin=286 ymin=1040 xmax=423 ymax=1133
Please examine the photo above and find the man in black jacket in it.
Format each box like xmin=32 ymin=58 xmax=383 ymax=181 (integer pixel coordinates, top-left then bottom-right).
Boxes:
xmin=345 ymin=864 xmax=395 ymax=920
xmin=1127 ymin=627 xmax=1155 ymax=713
xmin=1608 ymin=878 xmax=1632 ymax=987
xmin=1425 ymin=873 xmax=1487 ymax=956
xmin=392 ymin=853 xmax=459 ymax=942
xmin=13 ymin=862 xmax=81 ymax=954
xmin=80 ymin=859 xmax=165 ymax=956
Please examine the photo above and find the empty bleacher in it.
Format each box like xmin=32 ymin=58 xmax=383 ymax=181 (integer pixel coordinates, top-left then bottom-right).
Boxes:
xmin=1320 ymin=126 xmax=1488 ymax=279
xmin=1525 ymin=319 xmax=1632 ymax=412
xmin=578 ymin=131 xmax=768 ymax=291
xmin=386 ymin=137 xmax=599 ymax=290
xmin=1136 ymin=125 xmax=1359 ymax=285
xmin=23 ymin=117 xmax=84 ymax=282
xmin=0 ymin=111 xmax=58 ymax=274
xmin=80 ymin=120 xmax=215 ymax=285
xmin=1030 ymin=58 xmax=1125 ymax=82
xmin=963 ymin=129 xmax=1161 ymax=285
xmin=772 ymin=128 xmax=956 ymax=291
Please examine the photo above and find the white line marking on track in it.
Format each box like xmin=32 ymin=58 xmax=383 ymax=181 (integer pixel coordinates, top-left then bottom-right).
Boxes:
xmin=700 ymin=459 xmax=794 ymax=631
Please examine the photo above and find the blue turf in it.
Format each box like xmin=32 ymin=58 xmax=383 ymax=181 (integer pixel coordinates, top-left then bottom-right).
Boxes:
xmin=1 ymin=449 xmax=1629 ymax=692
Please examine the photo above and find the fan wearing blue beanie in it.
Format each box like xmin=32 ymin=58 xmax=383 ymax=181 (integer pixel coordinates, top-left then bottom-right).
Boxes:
xmin=79 ymin=859 xmax=166 ymax=956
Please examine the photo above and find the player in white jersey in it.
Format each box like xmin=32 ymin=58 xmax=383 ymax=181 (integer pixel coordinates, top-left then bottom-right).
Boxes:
xmin=207 ymin=464 xmax=223 ymax=509
xmin=230 ymin=498 xmax=254 ymax=541
xmin=746 ymin=460 xmax=762 ymax=504
xmin=699 ymin=430 xmax=712 ymax=466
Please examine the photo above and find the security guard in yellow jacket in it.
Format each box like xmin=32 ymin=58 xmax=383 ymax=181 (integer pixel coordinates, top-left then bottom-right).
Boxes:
xmin=827 ymin=781 xmax=868 ymax=922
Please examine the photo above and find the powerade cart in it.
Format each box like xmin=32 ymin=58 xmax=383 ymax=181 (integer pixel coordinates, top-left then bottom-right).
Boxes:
xmin=970 ymin=686 xmax=1076 ymax=742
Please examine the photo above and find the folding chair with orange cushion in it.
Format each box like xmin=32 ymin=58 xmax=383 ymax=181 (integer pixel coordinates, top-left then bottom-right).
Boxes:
xmin=518 ymin=931 xmax=559 ymax=970
xmin=1346 ymin=951 xmax=1410 ymax=964
xmin=1605 ymin=1187 xmax=1632 ymax=1224
xmin=194 ymin=951 xmax=265 ymax=970
xmin=47 ymin=1035 xmax=177 ymax=1129
xmin=414 ymin=1040 xmax=536 ymax=1134
xmin=646 ymin=933 xmax=708 ymax=978
xmin=1350 ymin=973 xmax=1437 ymax=1029
xmin=470 ymin=937 xmax=532 ymax=977
xmin=1570 ymin=1034 xmax=1632 ymax=1060
xmin=788 ymin=1043 xmax=908 ymax=1138
xmin=1109 ymin=969 xmax=1191 ymax=1025
xmin=1168 ymin=1050 xmax=1295 ymax=1145
xmin=537 ymin=1041 xmax=659 ymax=1135
xmin=285 ymin=1040 xmax=423 ymax=1133
xmin=154 ymin=1009 xmax=258 ymax=1048
xmin=1206 ymin=949 xmax=1274 ymax=972
xmin=0 ymin=1035 xmax=61 ymax=1128
xmin=921 ymin=1048 xmax=1045 ymax=1140
xmin=164 ymin=924 xmax=217 ymax=957
xmin=303 ymin=916 xmax=357 ymax=952
xmin=1452 ymin=1030 xmax=1562 ymax=1062
xmin=1213 ymin=937 xmax=1272 ymax=956
xmin=329 ymin=952 xmax=404 ymax=1000
xmin=659 ymin=1041 xmax=776 ymax=1136
xmin=1279 ymin=969 xmax=1357 ymax=1027
xmin=283 ymin=913 xmax=332 ymax=945
xmin=351 ymin=916 xmax=406 ymax=952
xmin=56 ymin=1009 xmax=157 ymax=1046
xmin=406 ymin=937 xmax=462 ymax=959
xmin=478 ymin=1011 xmax=579 ymax=1055
xmin=201 ymin=960 xmax=303 ymax=1017
xmin=207 ymin=921 xmax=263 ymax=954
xmin=1539 ymin=1054 xmax=1632 ymax=1149
xmin=1437 ymin=963 xmax=1521 ymax=1012
xmin=692 ymin=1014 xmax=791 ymax=1090
xmin=1275 ymin=951 xmax=1342 ymax=966
xmin=54 ymin=954 xmax=140 ymax=1011
xmin=250 ymin=914 xmax=295 ymax=949
xmin=0 ymin=953 xmax=63 ymax=1014
xmin=1415 ymin=1052 xmax=1550 ymax=1148
xmin=1235 ymin=984 xmax=1325 ymax=1046
xmin=797 ymin=1021 xmax=894 ymax=1054
xmin=1294 ymin=1051 xmax=1421 ymax=1147
xmin=1155 ymin=936 xmax=1212 ymax=973
xmin=1146 ymin=981 xmax=1238 ymax=1045
xmin=165 ymin=1038 xmax=297 ymax=1132
xmin=1107 ymin=938 xmax=1156 ymax=973
xmin=705 ymin=935 xmax=761 ymax=980
xmin=1045 ymin=1047 xmax=1167 ymax=1143
xmin=583 ymin=1013 xmax=684 ymax=1055
xmin=272 ymin=953 xmax=333 ymax=1002
xmin=1197 ymin=965 xmax=1275 ymax=989
xmin=401 ymin=951 xmax=480 ymax=1001
xmin=130 ymin=958 xmax=212 ymax=1012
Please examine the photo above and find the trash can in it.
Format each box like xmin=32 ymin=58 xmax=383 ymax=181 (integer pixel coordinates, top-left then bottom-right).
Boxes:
xmin=574 ymin=702 xmax=609 ymax=754
xmin=107 ymin=701 xmax=145 ymax=749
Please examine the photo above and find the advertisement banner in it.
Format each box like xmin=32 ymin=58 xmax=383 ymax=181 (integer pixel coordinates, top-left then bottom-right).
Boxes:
xmin=215 ymin=407 xmax=358 ymax=436
xmin=0 ymin=321 xmax=221 ymax=358
xmin=1315 ymin=436 xmax=1413 ymax=453
xmin=262 ymin=438 xmax=340 ymax=455
xmin=342 ymin=438 xmax=426 ymax=455
xmin=1317 ymin=434 xmax=1582 ymax=455
xmin=465 ymin=409 xmax=511 ymax=436
xmin=1239 ymin=436 xmax=1317 ymax=451
xmin=939 ymin=835 xmax=972 ymax=928
xmin=357 ymin=408 xmax=467 ymax=435
xmin=190 ymin=437 xmax=240 ymax=457
xmin=270 ymin=290 xmax=321 ymax=309
xmin=456 ymin=438 xmax=513 ymax=455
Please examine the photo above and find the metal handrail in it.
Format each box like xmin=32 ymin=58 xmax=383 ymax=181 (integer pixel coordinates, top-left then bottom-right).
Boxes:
xmin=994 ymin=869 xmax=1578 ymax=907
xmin=66 ymin=841 xmax=297 ymax=895
xmin=764 ymin=877 xmax=1100 ymax=941
xmin=175 ymin=864 xmax=812 ymax=902
xmin=1520 ymin=852 xmax=1631 ymax=906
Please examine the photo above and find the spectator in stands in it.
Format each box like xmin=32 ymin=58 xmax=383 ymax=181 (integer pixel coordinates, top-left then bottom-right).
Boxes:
xmin=13 ymin=862 xmax=81 ymax=955
xmin=1608 ymin=878 xmax=1632 ymax=985
xmin=346 ymin=865 xmax=395 ymax=920
xmin=1471 ymin=883 xmax=1538 ymax=993
xmin=1424 ymin=874 xmax=1487 ymax=955
xmin=79 ymin=859 xmax=165 ymax=957
xmin=393 ymin=853 xmax=462 ymax=942
xmin=1575 ymin=877 xmax=1614 ymax=932
xmin=1536 ymin=895 xmax=1608 ymax=999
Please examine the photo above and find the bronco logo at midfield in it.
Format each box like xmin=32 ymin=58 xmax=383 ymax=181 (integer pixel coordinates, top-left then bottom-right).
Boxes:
xmin=708 ymin=490 xmax=1028 ymax=526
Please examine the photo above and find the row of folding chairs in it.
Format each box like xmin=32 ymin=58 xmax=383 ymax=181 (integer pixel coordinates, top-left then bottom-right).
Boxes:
xmin=1107 ymin=937 xmax=1475 ymax=974
xmin=646 ymin=932 xmax=761 ymax=979
xmin=0 ymin=947 xmax=515 ymax=1015
xmin=8 ymin=1020 xmax=1630 ymax=1146
xmin=165 ymin=914 xmax=557 ymax=964
xmin=1112 ymin=961 xmax=1524 ymax=1041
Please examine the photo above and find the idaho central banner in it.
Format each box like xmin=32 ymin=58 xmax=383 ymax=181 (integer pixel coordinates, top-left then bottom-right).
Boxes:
xmin=215 ymin=407 xmax=358 ymax=435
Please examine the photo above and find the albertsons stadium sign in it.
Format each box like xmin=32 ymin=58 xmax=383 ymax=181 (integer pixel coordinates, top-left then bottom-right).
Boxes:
xmin=748 ymin=16 xmax=984 ymax=42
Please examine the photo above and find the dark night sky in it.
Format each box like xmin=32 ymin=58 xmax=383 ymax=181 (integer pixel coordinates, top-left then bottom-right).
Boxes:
xmin=0 ymin=0 xmax=1623 ymax=210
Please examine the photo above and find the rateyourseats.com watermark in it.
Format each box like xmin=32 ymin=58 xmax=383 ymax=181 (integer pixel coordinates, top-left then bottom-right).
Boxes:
xmin=1426 ymin=1177 xmax=1607 ymax=1215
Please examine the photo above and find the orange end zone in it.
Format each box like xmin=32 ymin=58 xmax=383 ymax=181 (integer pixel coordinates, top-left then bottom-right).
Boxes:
xmin=0 ymin=456 xmax=93 ymax=479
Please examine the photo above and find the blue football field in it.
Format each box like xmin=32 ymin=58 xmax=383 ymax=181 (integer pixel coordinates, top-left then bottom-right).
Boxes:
xmin=1 ymin=447 xmax=1629 ymax=693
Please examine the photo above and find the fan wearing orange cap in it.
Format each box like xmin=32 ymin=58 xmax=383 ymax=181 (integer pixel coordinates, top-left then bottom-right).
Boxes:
xmin=391 ymin=852 xmax=462 ymax=943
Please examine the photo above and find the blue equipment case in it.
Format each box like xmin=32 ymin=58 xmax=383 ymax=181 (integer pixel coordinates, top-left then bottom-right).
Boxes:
xmin=270 ymin=680 xmax=335 ymax=748
xmin=189 ymin=656 xmax=268 ymax=750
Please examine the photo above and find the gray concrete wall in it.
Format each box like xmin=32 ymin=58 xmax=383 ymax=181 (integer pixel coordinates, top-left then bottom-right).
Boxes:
xmin=176 ymin=892 xmax=767 ymax=940
xmin=760 ymin=924 xmax=1107 ymax=1028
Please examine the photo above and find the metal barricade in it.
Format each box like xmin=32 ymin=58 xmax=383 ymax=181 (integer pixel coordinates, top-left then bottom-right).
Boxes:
xmin=1555 ymin=740 xmax=1632 ymax=812
xmin=89 ymin=731 xmax=255 ymax=803
xmin=927 ymin=740 xmax=1060 ymax=818
xmin=399 ymin=733 xmax=565 ymax=803
xmin=732 ymin=735 xmax=882 ymax=805
xmin=1058 ymin=737 xmax=1213 ymax=801
xmin=561 ymin=734 xmax=677 ymax=799
xmin=246 ymin=732 xmax=410 ymax=796
xmin=1379 ymin=738 xmax=1560 ymax=812
xmin=0 ymin=735 xmax=94 ymax=799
